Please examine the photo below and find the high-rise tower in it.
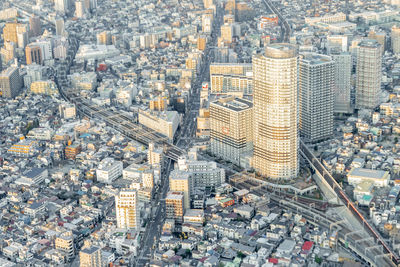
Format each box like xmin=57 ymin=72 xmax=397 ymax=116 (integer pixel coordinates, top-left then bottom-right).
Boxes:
xmin=252 ymin=44 xmax=298 ymax=179
xmin=355 ymin=39 xmax=382 ymax=109
xmin=299 ymin=53 xmax=334 ymax=143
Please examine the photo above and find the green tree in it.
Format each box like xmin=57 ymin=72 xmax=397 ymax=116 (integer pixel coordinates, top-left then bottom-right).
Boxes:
xmin=315 ymin=255 xmax=322 ymax=264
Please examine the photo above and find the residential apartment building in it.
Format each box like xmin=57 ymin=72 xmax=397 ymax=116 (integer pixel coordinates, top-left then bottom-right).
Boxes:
xmin=165 ymin=191 xmax=184 ymax=223
xmin=170 ymin=170 xmax=192 ymax=209
xmin=55 ymin=231 xmax=75 ymax=261
xmin=210 ymin=96 xmax=253 ymax=165
xmin=115 ymin=189 xmax=140 ymax=230
xmin=0 ymin=66 xmax=23 ymax=98
xmin=252 ymin=44 xmax=299 ymax=179
xmin=330 ymin=52 xmax=352 ymax=113
xmin=356 ymin=39 xmax=382 ymax=109
xmin=299 ymin=53 xmax=334 ymax=143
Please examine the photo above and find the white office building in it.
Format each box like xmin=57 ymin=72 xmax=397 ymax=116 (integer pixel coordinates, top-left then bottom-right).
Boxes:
xmin=96 ymin=158 xmax=123 ymax=184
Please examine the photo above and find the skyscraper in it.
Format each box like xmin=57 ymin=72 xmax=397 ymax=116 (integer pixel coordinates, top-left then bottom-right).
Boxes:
xmin=252 ymin=44 xmax=298 ymax=179
xmin=29 ymin=16 xmax=41 ymax=37
xmin=3 ymin=23 xmax=19 ymax=43
xmin=299 ymin=53 xmax=334 ymax=143
xmin=331 ymin=52 xmax=352 ymax=113
xmin=26 ymin=44 xmax=43 ymax=65
xmin=356 ymin=39 xmax=382 ymax=109
xmin=391 ymin=25 xmax=400 ymax=54
xmin=55 ymin=17 xmax=65 ymax=36
xmin=55 ymin=0 xmax=69 ymax=14
xmin=75 ymin=1 xmax=85 ymax=18
xmin=0 ymin=66 xmax=23 ymax=98
xmin=115 ymin=189 xmax=140 ymax=230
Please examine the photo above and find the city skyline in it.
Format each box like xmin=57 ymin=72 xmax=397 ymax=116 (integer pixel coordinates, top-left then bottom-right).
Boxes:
xmin=0 ymin=0 xmax=400 ymax=266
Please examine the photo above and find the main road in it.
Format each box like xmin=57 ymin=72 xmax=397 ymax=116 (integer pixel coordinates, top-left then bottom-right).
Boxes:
xmin=262 ymin=0 xmax=291 ymax=42
xmin=134 ymin=4 xmax=223 ymax=266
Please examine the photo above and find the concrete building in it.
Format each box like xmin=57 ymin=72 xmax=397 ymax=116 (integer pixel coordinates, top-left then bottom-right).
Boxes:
xmin=55 ymin=231 xmax=75 ymax=260
xmin=29 ymin=16 xmax=41 ymax=37
xmin=56 ymin=18 xmax=65 ymax=36
xmin=299 ymin=53 xmax=334 ymax=143
xmin=115 ymin=189 xmax=140 ymax=230
xmin=210 ymin=96 xmax=253 ymax=165
xmin=3 ymin=23 xmax=19 ymax=44
xmin=392 ymin=25 xmax=400 ymax=54
xmin=59 ymin=103 xmax=77 ymax=119
xmin=30 ymin=81 xmax=57 ymax=95
xmin=0 ymin=41 xmax=16 ymax=63
xmin=147 ymin=143 xmax=163 ymax=167
xmin=347 ymin=168 xmax=390 ymax=188
xmin=177 ymin=156 xmax=225 ymax=190
xmin=55 ymin=0 xmax=69 ymax=14
xmin=76 ymin=1 xmax=85 ymax=18
xmin=79 ymin=246 xmax=102 ymax=267
xmin=252 ymin=44 xmax=299 ymax=179
xmin=8 ymin=139 xmax=38 ymax=157
xmin=356 ymin=39 xmax=382 ymax=109
xmin=0 ymin=66 xmax=23 ymax=98
xmin=138 ymin=110 xmax=180 ymax=141
xmin=26 ymin=44 xmax=43 ymax=65
xmin=96 ymin=158 xmax=123 ymax=184
xmin=169 ymin=170 xmax=192 ymax=209
xmin=165 ymin=191 xmax=184 ymax=223
xmin=331 ymin=52 xmax=352 ymax=113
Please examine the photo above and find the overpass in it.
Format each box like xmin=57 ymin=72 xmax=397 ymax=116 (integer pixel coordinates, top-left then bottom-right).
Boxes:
xmin=300 ymin=140 xmax=399 ymax=266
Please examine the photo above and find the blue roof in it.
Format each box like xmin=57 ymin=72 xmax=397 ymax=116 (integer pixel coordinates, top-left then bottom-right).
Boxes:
xmin=80 ymin=133 xmax=91 ymax=138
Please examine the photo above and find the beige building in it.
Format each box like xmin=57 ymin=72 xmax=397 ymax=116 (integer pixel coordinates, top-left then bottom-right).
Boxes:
xmin=210 ymin=96 xmax=253 ymax=166
xmin=196 ymin=107 xmax=210 ymax=137
xmin=368 ymin=30 xmax=386 ymax=52
xmin=1 ymin=40 xmax=16 ymax=63
xmin=30 ymin=80 xmax=58 ymax=95
xmin=79 ymin=246 xmax=102 ymax=267
xmin=252 ymin=44 xmax=299 ymax=179
xmin=165 ymin=191 xmax=184 ymax=223
xmin=3 ymin=22 xmax=20 ymax=43
xmin=147 ymin=142 xmax=163 ymax=167
xmin=55 ymin=231 xmax=75 ymax=260
xmin=356 ymin=39 xmax=382 ymax=109
xmin=211 ymin=73 xmax=252 ymax=94
xmin=115 ymin=189 xmax=140 ymax=230
xmin=210 ymin=63 xmax=252 ymax=76
xmin=220 ymin=23 xmax=233 ymax=43
xmin=210 ymin=63 xmax=252 ymax=94
xmin=391 ymin=25 xmax=400 ymax=54
xmin=203 ymin=0 xmax=214 ymax=9
xmin=138 ymin=109 xmax=180 ymax=140
xmin=169 ymin=170 xmax=192 ymax=209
